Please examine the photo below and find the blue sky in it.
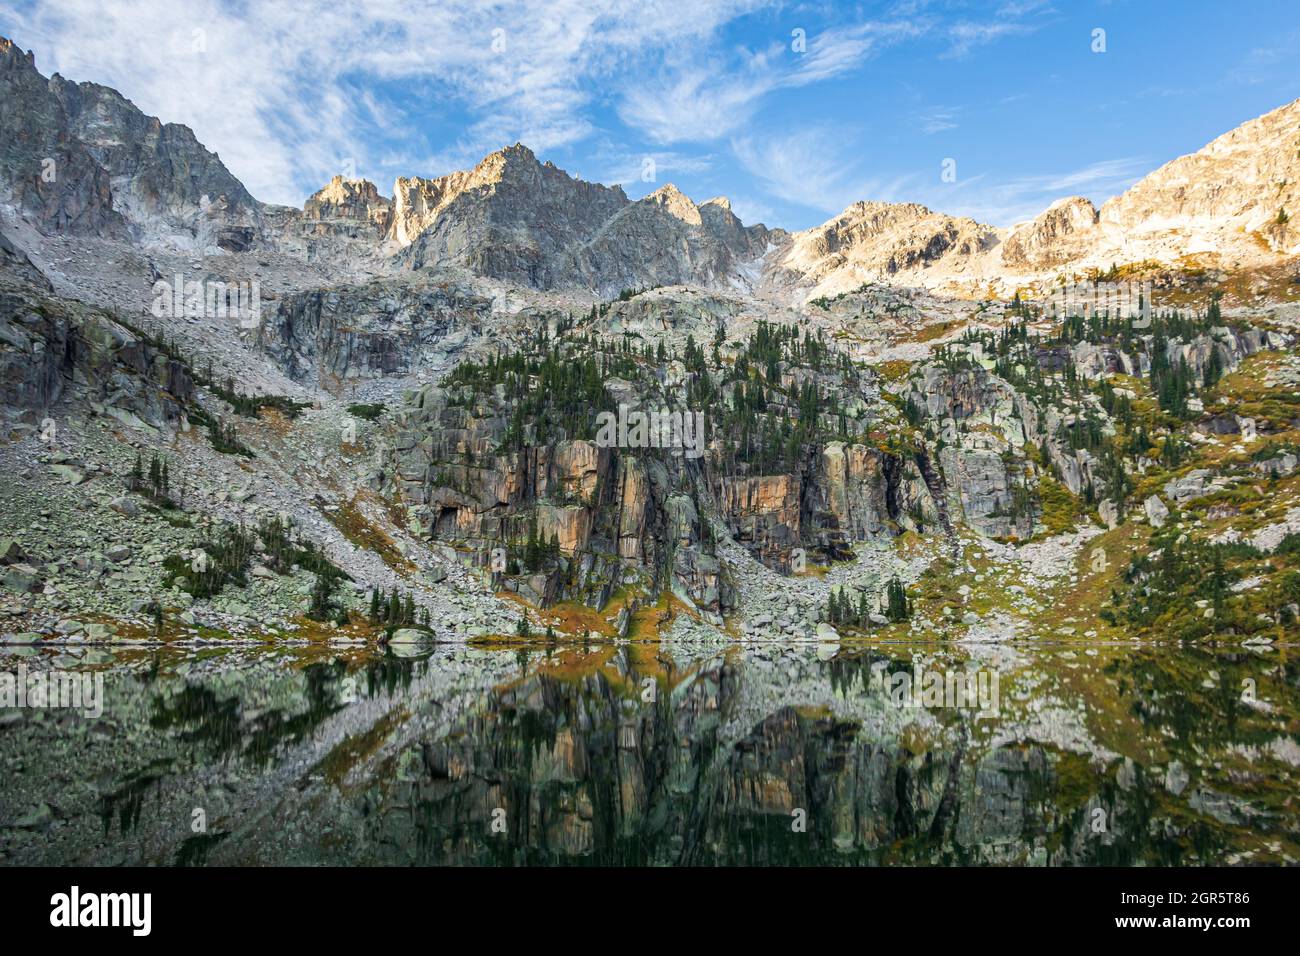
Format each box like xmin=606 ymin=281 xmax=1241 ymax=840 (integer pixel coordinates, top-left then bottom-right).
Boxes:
xmin=2 ymin=0 xmax=1297 ymax=230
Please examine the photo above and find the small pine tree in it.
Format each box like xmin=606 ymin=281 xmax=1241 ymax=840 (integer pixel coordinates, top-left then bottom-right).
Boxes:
xmin=308 ymin=572 xmax=334 ymax=621
xmin=883 ymin=576 xmax=910 ymax=623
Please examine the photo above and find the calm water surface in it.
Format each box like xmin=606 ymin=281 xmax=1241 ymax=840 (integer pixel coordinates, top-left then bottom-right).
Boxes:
xmin=1 ymin=638 xmax=1297 ymax=865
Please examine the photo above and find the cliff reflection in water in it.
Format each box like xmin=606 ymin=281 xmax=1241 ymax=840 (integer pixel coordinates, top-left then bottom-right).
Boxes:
xmin=1 ymin=640 xmax=1297 ymax=866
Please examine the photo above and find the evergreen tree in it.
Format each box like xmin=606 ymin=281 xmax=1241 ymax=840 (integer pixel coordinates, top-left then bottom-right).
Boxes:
xmin=307 ymin=571 xmax=335 ymax=621
xmin=883 ymin=577 xmax=910 ymax=623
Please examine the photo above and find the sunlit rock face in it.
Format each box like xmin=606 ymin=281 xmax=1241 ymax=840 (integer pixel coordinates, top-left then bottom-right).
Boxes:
xmin=1095 ymin=97 xmax=1300 ymax=258
xmin=301 ymin=177 xmax=391 ymax=239
xmin=760 ymin=98 xmax=1300 ymax=298
xmin=764 ymin=201 xmax=1001 ymax=300
xmin=1001 ymin=197 xmax=1099 ymax=270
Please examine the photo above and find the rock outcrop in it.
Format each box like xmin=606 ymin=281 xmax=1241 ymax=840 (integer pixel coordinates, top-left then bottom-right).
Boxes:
xmin=0 ymin=287 xmax=193 ymax=434
xmin=256 ymin=279 xmax=491 ymax=386
xmin=1001 ymin=197 xmax=1099 ymax=270
xmin=0 ymin=39 xmax=124 ymax=237
xmin=767 ymin=201 xmax=999 ymax=298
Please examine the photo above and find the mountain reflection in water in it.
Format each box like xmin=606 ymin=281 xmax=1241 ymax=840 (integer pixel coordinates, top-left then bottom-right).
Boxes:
xmin=1 ymin=639 xmax=1297 ymax=866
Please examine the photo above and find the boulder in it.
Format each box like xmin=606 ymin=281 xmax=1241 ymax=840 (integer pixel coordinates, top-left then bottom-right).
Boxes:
xmin=0 ymin=537 xmax=27 ymax=564
xmin=2 ymin=563 xmax=42 ymax=592
xmin=1144 ymin=495 xmax=1170 ymax=528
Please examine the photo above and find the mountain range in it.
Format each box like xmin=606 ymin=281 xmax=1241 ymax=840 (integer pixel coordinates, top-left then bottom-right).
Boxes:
xmin=3 ymin=35 xmax=1297 ymax=302
xmin=6 ymin=20 xmax=1300 ymax=875
xmin=1 ymin=30 xmax=1298 ymax=662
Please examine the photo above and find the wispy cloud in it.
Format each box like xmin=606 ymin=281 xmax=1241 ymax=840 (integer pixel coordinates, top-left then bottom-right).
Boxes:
xmin=585 ymin=140 xmax=716 ymax=192
xmin=1224 ymin=33 xmax=1299 ymax=86
xmin=936 ymin=156 xmax=1149 ymax=226
xmin=732 ymin=127 xmax=923 ymax=215
xmin=618 ymin=20 xmax=922 ymax=145
xmin=733 ymin=122 xmax=1147 ymax=228
xmin=916 ymin=106 xmax=960 ymax=134
xmin=943 ymin=20 xmax=1030 ymax=58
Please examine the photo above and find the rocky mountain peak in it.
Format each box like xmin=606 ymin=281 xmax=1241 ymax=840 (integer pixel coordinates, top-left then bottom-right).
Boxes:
xmin=1000 ymin=196 xmax=1099 ymax=270
xmin=642 ymin=183 xmax=702 ymax=224
xmin=766 ymin=199 xmax=1000 ymax=298
xmin=469 ymin=142 xmax=539 ymax=183
xmin=301 ymin=175 xmax=391 ymax=242
xmin=0 ymin=35 xmax=36 ymax=70
xmin=1093 ymin=96 xmax=1300 ymax=259
xmin=0 ymin=35 xmax=262 ymax=250
xmin=4 ymin=32 xmax=1299 ymax=292
xmin=310 ymin=175 xmax=385 ymax=202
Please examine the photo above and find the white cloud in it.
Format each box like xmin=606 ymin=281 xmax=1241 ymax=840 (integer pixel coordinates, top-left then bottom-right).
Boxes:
xmin=618 ymin=20 xmax=921 ymax=145
xmin=0 ymin=0 xmax=1070 ymax=222
xmin=0 ymin=0 xmax=769 ymax=204
xmin=916 ymin=106 xmax=960 ymax=134
xmin=935 ymin=157 xmax=1149 ymax=226
xmin=732 ymin=128 xmax=923 ymax=215
xmin=943 ymin=21 xmax=1029 ymax=59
